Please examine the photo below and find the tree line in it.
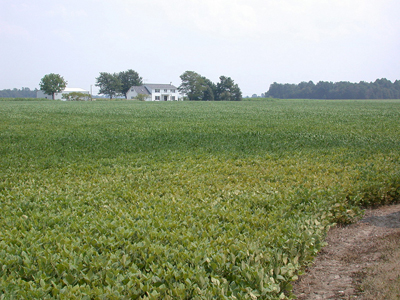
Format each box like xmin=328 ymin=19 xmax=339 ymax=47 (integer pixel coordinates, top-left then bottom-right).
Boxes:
xmin=0 ymin=87 xmax=38 ymax=98
xmin=266 ymin=78 xmax=400 ymax=99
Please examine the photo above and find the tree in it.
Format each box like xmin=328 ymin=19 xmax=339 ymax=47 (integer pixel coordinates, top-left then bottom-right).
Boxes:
xmin=179 ymin=71 xmax=242 ymax=101
xmin=118 ymin=69 xmax=143 ymax=99
xmin=95 ymin=72 xmax=121 ymax=99
xmin=178 ymin=71 xmax=206 ymax=100
xmin=39 ymin=73 xmax=67 ymax=100
xmin=216 ymin=76 xmax=242 ymax=101
xmin=202 ymin=77 xmax=216 ymax=101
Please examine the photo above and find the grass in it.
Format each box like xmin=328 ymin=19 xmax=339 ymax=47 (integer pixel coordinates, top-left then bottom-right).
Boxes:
xmin=0 ymin=99 xmax=400 ymax=299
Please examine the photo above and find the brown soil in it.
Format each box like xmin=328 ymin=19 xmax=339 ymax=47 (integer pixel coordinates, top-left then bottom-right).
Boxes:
xmin=292 ymin=203 xmax=400 ymax=299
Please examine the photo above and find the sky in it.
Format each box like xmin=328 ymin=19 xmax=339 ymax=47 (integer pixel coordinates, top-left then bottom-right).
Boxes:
xmin=1 ymin=0 xmax=399 ymax=96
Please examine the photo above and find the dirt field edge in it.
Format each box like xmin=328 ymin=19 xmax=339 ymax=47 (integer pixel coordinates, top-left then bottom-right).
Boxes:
xmin=292 ymin=203 xmax=400 ymax=299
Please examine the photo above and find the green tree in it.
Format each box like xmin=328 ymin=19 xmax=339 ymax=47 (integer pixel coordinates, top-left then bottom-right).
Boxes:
xmin=202 ymin=77 xmax=216 ymax=101
xmin=118 ymin=69 xmax=143 ymax=99
xmin=216 ymin=76 xmax=242 ymax=101
xmin=178 ymin=71 xmax=216 ymax=100
xmin=39 ymin=73 xmax=67 ymax=100
xmin=95 ymin=72 xmax=121 ymax=99
xmin=178 ymin=71 xmax=204 ymax=100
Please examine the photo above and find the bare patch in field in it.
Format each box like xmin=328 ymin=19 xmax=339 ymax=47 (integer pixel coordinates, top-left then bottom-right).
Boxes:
xmin=293 ymin=203 xmax=400 ymax=299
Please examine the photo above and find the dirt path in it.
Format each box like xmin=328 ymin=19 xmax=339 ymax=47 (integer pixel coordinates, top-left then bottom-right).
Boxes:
xmin=292 ymin=203 xmax=400 ymax=299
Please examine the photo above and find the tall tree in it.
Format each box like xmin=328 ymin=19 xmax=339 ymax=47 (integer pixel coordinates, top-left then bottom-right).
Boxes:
xmin=95 ymin=72 xmax=121 ymax=99
xmin=179 ymin=71 xmax=242 ymax=101
xmin=216 ymin=76 xmax=242 ymax=101
xmin=39 ymin=73 xmax=67 ymax=100
xmin=202 ymin=77 xmax=216 ymax=101
xmin=178 ymin=71 xmax=206 ymax=100
xmin=118 ymin=69 xmax=143 ymax=99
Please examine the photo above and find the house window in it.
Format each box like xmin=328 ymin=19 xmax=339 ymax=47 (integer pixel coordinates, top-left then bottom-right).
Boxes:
xmin=155 ymin=96 xmax=160 ymax=100
xmin=155 ymin=89 xmax=160 ymax=93
xmin=172 ymin=96 xmax=176 ymax=100
xmin=171 ymin=89 xmax=175 ymax=93
xmin=164 ymin=89 xmax=168 ymax=92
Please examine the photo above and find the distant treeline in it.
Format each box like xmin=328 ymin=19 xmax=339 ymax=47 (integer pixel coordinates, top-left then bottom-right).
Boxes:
xmin=266 ymin=78 xmax=400 ymax=99
xmin=0 ymin=88 xmax=38 ymax=98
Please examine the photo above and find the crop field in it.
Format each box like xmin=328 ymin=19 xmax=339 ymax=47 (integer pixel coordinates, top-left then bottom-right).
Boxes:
xmin=1 ymin=99 xmax=400 ymax=299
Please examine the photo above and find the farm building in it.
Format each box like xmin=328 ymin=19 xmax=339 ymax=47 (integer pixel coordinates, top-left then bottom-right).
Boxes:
xmin=127 ymin=84 xmax=180 ymax=101
xmin=37 ymin=88 xmax=90 ymax=100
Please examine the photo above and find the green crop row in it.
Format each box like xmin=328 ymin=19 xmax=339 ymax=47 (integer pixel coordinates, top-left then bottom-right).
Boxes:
xmin=0 ymin=100 xmax=399 ymax=299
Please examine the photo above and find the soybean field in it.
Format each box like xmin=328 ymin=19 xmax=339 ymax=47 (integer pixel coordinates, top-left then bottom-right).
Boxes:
xmin=1 ymin=99 xmax=399 ymax=299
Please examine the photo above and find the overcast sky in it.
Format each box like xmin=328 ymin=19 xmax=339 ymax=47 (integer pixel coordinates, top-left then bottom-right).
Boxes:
xmin=1 ymin=0 xmax=399 ymax=96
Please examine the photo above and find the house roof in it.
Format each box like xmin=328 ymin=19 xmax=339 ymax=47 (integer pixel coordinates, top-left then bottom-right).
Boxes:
xmin=144 ymin=84 xmax=177 ymax=90
xmin=63 ymin=88 xmax=89 ymax=92
xmin=131 ymin=86 xmax=151 ymax=95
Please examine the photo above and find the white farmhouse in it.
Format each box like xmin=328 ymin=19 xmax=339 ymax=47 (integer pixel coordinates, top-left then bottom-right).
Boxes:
xmin=37 ymin=88 xmax=90 ymax=100
xmin=127 ymin=84 xmax=179 ymax=101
